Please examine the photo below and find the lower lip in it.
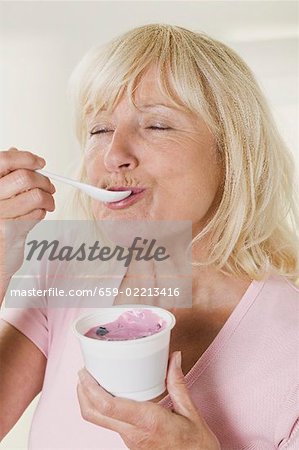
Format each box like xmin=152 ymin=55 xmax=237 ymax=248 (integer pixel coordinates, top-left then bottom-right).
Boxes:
xmin=104 ymin=190 xmax=146 ymax=209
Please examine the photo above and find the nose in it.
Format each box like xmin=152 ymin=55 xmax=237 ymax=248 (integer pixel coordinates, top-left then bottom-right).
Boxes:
xmin=103 ymin=128 xmax=139 ymax=173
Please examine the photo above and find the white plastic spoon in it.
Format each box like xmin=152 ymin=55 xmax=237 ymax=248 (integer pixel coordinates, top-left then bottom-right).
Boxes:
xmin=35 ymin=169 xmax=132 ymax=203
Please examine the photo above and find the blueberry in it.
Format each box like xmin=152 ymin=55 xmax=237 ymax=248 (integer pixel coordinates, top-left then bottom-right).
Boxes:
xmin=96 ymin=326 xmax=109 ymax=336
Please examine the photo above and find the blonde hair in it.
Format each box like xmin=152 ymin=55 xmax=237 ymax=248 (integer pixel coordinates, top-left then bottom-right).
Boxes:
xmin=68 ymin=23 xmax=299 ymax=282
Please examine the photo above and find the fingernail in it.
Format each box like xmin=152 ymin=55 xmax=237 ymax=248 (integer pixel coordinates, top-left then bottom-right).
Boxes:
xmin=38 ymin=158 xmax=45 ymax=167
xmin=175 ymin=351 xmax=182 ymax=369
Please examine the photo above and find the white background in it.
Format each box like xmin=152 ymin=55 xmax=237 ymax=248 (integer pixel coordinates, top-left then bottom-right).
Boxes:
xmin=0 ymin=1 xmax=298 ymax=448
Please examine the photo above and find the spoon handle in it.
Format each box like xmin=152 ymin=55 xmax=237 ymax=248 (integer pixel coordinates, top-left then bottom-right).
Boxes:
xmin=35 ymin=169 xmax=82 ymax=189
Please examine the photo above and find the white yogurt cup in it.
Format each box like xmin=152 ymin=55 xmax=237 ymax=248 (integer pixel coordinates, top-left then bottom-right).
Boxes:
xmin=73 ymin=305 xmax=176 ymax=401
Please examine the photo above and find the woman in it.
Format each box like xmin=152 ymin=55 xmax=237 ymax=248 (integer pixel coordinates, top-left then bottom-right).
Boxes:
xmin=0 ymin=24 xmax=298 ymax=449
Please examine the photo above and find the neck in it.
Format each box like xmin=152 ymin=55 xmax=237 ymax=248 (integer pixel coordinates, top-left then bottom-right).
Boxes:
xmin=190 ymin=239 xmax=252 ymax=311
xmin=191 ymin=266 xmax=251 ymax=311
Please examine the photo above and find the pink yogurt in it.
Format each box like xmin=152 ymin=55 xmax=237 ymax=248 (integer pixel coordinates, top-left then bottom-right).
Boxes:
xmin=85 ymin=309 xmax=167 ymax=341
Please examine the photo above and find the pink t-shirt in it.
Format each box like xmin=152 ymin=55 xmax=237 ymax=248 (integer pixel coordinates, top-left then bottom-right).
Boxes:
xmin=1 ymin=274 xmax=298 ymax=449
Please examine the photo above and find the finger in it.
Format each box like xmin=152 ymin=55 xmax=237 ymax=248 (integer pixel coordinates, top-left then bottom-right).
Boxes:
xmin=14 ymin=208 xmax=47 ymax=221
xmin=167 ymin=352 xmax=199 ymax=419
xmin=0 ymin=148 xmax=45 ymax=177
xmin=0 ymin=188 xmax=55 ymax=219
xmin=78 ymin=369 xmax=158 ymax=427
xmin=77 ymin=381 xmax=135 ymax=436
xmin=0 ymin=169 xmax=55 ymax=200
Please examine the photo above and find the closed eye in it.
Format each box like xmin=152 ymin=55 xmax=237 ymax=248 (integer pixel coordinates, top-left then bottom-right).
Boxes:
xmin=89 ymin=126 xmax=171 ymax=136
xmin=147 ymin=126 xmax=171 ymax=131
xmin=90 ymin=128 xmax=113 ymax=136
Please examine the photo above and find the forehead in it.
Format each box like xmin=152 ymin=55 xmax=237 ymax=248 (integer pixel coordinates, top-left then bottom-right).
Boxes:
xmin=132 ymin=66 xmax=180 ymax=110
xmin=134 ymin=67 xmax=164 ymax=101
xmin=85 ymin=64 xmax=190 ymax=124
xmin=93 ymin=66 xmax=181 ymax=116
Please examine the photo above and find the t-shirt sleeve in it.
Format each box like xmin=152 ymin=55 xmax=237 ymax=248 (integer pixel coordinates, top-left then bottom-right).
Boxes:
xmin=277 ymin=383 xmax=299 ymax=449
xmin=0 ymin=301 xmax=49 ymax=358
xmin=0 ymin=237 xmax=50 ymax=359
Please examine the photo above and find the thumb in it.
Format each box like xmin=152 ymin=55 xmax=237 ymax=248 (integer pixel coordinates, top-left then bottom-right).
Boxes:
xmin=166 ymin=351 xmax=198 ymax=419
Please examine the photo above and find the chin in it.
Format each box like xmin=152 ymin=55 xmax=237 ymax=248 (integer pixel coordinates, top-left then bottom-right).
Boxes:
xmin=92 ymin=209 xmax=147 ymax=222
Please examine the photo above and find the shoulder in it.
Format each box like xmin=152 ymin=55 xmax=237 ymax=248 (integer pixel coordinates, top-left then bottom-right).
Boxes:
xmin=241 ymin=275 xmax=299 ymax=357
xmin=257 ymin=274 xmax=299 ymax=313
xmin=252 ymin=274 xmax=298 ymax=354
xmin=239 ymin=275 xmax=298 ymax=388
xmin=266 ymin=274 xmax=299 ymax=294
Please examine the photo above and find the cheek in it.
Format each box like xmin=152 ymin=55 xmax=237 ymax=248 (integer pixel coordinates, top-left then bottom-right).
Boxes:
xmin=164 ymin=154 xmax=222 ymax=219
xmin=189 ymin=166 xmax=222 ymax=222
xmin=188 ymin=160 xmax=222 ymax=204
xmin=84 ymin=151 xmax=105 ymax=184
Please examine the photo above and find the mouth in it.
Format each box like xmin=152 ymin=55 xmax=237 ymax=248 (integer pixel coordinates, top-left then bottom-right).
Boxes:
xmin=104 ymin=186 xmax=146 ymax=209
